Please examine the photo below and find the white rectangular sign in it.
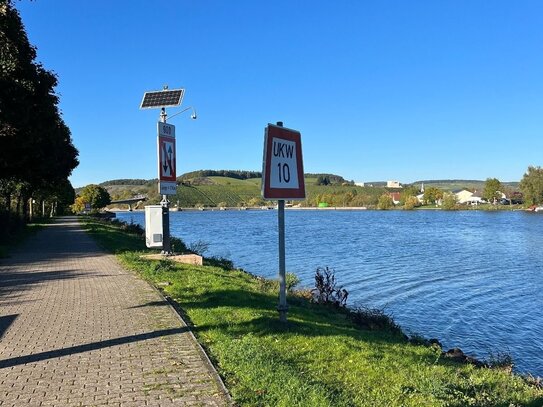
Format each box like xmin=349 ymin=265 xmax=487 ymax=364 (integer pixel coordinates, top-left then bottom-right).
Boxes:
xmin=269 ymin=137 xmax=299 ymax=189
xmin=158 ymin=122 xmax=176 ymax=138
xmin=159 ymin=181 xmax=177 ymax=195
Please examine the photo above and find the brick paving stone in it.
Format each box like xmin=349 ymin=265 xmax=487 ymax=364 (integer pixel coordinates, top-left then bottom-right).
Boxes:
xmin=0 ymin=217 xmax=230 ymax=406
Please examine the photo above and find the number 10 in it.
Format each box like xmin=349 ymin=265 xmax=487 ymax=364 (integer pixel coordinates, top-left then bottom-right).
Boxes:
xmin=277 ymin=163 xmax=291 ymax=183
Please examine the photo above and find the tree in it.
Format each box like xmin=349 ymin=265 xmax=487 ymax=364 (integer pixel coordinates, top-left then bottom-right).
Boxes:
xmin=400 ymin=185 xmax=419 ymax=205
xmin=316 ymin=176 xmax=330 ymax=186
xmin=377 ymin=194 xmax=394 ymax=210
xmin=76 ymin=185 xmax=111 ymax=212
xmin=520 ymin=166 xmax=543 ymax=206
xmin=441 ymin=193 xmax=458 ymax=210
xmin=403 ymin=196 xmax=420 ymax=210
xmin=71 ymin=196 xmax=87 ymax=214
xmin=423 ymin=187 xmax=443 ymax=205
xmin=483 ymin=178 xmax=503 ymax=203
xmin=0 ymin=1 xmax=78 ymax=222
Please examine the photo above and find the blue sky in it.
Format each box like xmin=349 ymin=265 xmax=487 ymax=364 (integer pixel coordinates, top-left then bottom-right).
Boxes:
xmin=17 ymin=0 xmax=543 ymax=187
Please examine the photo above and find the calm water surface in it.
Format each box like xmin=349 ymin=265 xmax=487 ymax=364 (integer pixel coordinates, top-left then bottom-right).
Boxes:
xmin=117 ymin=209 xmax=543 ymax=376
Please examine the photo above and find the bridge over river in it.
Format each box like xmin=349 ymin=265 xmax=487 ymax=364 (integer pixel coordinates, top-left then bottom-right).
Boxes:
xmin=110 ymin=194 xmax=147 ymax=211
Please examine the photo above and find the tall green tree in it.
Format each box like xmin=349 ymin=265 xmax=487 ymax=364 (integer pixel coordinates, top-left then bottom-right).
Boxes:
xmin=483 ymin=178 xmax=503 ymax=203
xmin=0 ymin=1 xmax=78 ymax=219
xmin=520 ymin=166 xmax=543 ymax=206
xmin=77 ymin=184 xmax=111 ymax=212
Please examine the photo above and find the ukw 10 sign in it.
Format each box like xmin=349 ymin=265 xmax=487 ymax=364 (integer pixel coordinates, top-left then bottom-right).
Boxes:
xmin=262 ymin=124 xmax=305 ymax=200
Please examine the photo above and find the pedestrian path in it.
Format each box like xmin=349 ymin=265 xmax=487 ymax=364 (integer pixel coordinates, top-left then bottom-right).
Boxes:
xmin=0 ymin=217 xmax=229 ymax=406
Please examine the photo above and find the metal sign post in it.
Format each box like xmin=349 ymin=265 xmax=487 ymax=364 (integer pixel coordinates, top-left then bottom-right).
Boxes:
xmin=262 ymin=122 xmax=305 ymax=322
xmin=157 ymin=119 xmax=176 ymax=254
xmin=140 ymin=87 xmax=186 ymax=255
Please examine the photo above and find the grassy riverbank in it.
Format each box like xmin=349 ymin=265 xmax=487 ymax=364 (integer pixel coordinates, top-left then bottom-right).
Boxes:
xmin=84 ymin=218 xmax=543 ymax=407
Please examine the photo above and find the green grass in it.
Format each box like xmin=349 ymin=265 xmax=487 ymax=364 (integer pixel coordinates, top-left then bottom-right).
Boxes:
xmin=84 ymin=218 xmax=543 ymax=407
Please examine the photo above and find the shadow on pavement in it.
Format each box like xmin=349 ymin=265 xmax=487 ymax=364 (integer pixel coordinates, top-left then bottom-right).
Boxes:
xmin=0 ymin=327 xmax=188 ymax=369
xmin=0 ymin=314 xmax=18 ymax=340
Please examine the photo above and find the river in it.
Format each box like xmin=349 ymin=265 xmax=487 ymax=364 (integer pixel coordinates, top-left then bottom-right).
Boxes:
xmin=116 ymin=209 xmax=543 ymax=377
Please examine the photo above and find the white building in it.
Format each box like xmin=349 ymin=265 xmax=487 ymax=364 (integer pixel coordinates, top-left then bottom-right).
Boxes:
xmin=386 ymin=180 xmax=402 ymax=188
xmin=455 ymin=189 xmax=484 ymax=205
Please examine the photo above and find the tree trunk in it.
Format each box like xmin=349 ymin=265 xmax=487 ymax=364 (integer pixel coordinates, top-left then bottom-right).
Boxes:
xmin=22 ymin=195 xmax=29 ymax=222
xmin=16 ymin=194 xmax=21 ymax=216
xmin=29 ymin=198 xmax=33 ymax=221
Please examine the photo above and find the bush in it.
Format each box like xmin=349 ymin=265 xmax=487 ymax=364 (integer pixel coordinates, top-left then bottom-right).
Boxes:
xmin=403 ymin=196 xmax=420 ymax=210
xmin=151 ymin=259 xmax=176 ymax=273
xmin=486 ymin=351 xmax=514 ymax=371
xmin=311 ymin=266 xmax=348 ymax=307
xmin=259 ymin=272 xmax=301 ymax=293
xmin=204 ymin=256 xmax=234 ymax=270
xmin=0 ymin=210 xmax=25 ymax=244
xmin=170 ymin=237 xmax=188 ymax=253
xmin=377 ymin=194 xmax=394 ymax=210
xmin=121 ymin=221 xmax=144 ymax=236
xmin=187 ymin=240 xmax=210 ymax=256
xmin=349 ymin=306 xmax=403 ymax=335
xmin=441 ymin=193 xmax=458 ymax=210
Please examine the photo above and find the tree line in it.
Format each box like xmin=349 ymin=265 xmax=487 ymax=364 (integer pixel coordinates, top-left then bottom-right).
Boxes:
xmin=0 ymin=1 xmax=78 ymax=237
xmin=178 ymin=170 xmax=262 ymax=181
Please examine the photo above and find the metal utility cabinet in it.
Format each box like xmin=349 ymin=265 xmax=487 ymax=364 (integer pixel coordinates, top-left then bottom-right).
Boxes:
xmin=145 ymin=205 xmax=163 ymax=248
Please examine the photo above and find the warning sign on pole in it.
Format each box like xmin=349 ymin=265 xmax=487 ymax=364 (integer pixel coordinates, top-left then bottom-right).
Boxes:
xmin=262 ymin=123 xmax=305 ymax=200
xmin=157 ymin=122 xmax=177 ymax=195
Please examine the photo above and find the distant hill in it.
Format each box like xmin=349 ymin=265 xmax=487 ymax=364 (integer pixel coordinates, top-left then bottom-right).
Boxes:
xmin=100 ymin=179 xmax=155 ymax=186
xmin=100 ymin=170 xmax=384 ymax=208
xmin=178 ymin=170 xmax=261 ymax=181
xmin=97 ymin=172 xmax=520 ymax=209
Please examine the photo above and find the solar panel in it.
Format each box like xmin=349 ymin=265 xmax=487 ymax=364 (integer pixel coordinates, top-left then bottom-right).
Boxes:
xmin=140 ymin=89 xmax=185 ymax=109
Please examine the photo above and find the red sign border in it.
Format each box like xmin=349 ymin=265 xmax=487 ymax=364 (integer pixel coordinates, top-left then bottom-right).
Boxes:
xmin=262 ymin=124 xmax=305 ymax=200
xmin=157 ymin=135 xmax=176 ymax=182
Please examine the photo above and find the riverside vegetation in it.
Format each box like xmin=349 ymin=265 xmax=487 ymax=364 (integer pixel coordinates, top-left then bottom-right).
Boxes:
xmin=83 ymin=216 xmax=543 ymax=407
xmin=98 ymin=170 xmax=541 ymax=211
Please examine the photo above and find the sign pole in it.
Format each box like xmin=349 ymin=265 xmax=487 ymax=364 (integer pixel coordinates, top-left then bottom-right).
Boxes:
xmin=277 ymin=198 xmax=288 ymax=322
xmin=275 ymin=121 xmax=288 ymax=322
xmin=261 ymin=120 xmax=305 ymax=323
xmin=161 ymin=108 xmax=171 ymax=254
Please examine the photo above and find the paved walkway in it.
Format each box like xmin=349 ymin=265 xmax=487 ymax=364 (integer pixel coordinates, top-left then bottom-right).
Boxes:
xmin=0 ymin=217 xmax=229 ymax=406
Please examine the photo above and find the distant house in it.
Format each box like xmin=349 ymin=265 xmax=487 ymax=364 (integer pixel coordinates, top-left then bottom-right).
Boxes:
xmin=389 ymin=192 xmax=401 ymax=205
xmin=387 ymin=180 xmax=402 ymax=188
xmin=455 ymin=189 xmax=484 ymax=205
xmin=355 ymin=182 xmax=365 ymax=187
